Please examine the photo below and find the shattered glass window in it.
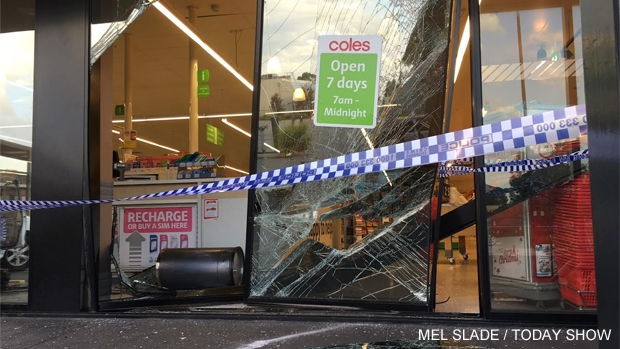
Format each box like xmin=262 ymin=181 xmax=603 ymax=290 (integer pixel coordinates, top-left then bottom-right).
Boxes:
xmin=91 ymin=0 xmax=150 ymax=67
xmin=250 ymin=0 xmax=452 ymax=304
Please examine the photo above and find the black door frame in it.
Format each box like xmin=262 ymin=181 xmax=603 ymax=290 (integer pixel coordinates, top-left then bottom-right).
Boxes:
xmin=28 ymin=0 xmax=93 ymax=312
xmin=468 ymin=0 xmax=603 ymax=325
xmin=581 ymin=0 xmax=620 ymax=346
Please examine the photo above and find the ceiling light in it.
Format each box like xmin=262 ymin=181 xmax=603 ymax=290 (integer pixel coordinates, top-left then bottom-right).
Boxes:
xmin=263 ymin=142 xmax=281 ymax=153
xmin=225 ymin=165 xmax=249 ymax=175
xmin=454 ymin=18 xmax=470 ymax=83
xmin=151 ymin=1 xmax=253 ymax=90
xmin=111 ymin=113 xmax=252 ymax=123
xmin=111 ymin=130 xmax=180 ymax=152
xmin=221 ymin=119 xmax=281 ymax=152
xmin=360 ymin=129 xmax=374 ymax=149
xmin=264 ymin=104 xmax=400 ymax=116
xmin=293 ymin=88 xmax=306 ymax=101
xmin=112 ymin=116 xmax=188 ymax=123
xmin=202 ymin=113 xmax=252 ymax=119
xmin=360 ymin=129 xmax=392 ymax=187
xmin=0 ymin=125 xmax=32 ymax=129
xmin=264 ymin=110 xmax=313 ymax=116
xmin=454 ymin=0 xmax=482 ymax=83
xmin=222 ymin=118 xmax=252 ymax=137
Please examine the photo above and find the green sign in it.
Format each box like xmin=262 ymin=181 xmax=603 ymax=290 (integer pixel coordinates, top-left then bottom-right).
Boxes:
xmin=198 ymin=85 xmax=210 ymax=98
xmin=206 ymin=124 xmax=224 ymax=146
xmin=198 ymin=69 xmax=210 ymax=83
xmin=114 ymin=104 xmax=125 ymax=116
xmin=314 ymin=35 xmax=382 ymax=128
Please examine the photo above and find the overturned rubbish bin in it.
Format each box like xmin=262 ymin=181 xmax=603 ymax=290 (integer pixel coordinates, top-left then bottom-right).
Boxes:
xmin=156 ymin=247 xmax=244 ymax=290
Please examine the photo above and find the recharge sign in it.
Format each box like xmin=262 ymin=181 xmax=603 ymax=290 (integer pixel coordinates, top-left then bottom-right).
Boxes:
xmin=314 ymin=35 xmax=382 ymax=128
xmin=123 ymin=207 xmax=193 ymax=233
xmin=119 ymin=206 xmax=197 ymax=271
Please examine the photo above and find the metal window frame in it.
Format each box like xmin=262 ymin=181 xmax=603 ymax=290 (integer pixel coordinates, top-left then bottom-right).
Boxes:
xmin=469 ymin=0 xmax=600 ymax=324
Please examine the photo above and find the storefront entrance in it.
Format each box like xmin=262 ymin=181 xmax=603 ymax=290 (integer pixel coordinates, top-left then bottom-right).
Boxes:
xmin=1 ymin=0 xmax=615 ymax=336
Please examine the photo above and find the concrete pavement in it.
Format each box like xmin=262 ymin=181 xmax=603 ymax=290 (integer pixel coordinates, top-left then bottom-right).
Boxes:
xmin=0 ymin=317 xmax=601 ymax=349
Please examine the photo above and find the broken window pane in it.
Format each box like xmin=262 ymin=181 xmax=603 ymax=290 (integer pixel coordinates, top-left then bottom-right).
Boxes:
xmin=250 ymin=0 xmax=452 ymax=305
xmin=91 ymin=0 xmax=151 ymax=66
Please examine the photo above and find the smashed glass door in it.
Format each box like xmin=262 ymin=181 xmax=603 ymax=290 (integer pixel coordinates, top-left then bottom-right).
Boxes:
xmin=249 ymin=0 xmax=452 ymax=307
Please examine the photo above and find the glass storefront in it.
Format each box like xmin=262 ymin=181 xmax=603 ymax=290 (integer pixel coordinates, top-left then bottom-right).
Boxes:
xmin=479 ymin=0 xmax=592 ymax=312
xmin=250 ymin=0 xmax=452 ymax=306
xmin=0 ymin=0 xmax=35 ymax=303
xmin=91 ymin=0 xmax=256 ymax=301
xmin=1 ymin=0 xmax=615 ymax=326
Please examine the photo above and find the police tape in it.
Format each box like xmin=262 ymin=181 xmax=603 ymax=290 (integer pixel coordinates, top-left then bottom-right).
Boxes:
xmin=0 ymin=104 xmax=588 ymax=212
xmin=439 ymin=149 xmax=589 ymax=177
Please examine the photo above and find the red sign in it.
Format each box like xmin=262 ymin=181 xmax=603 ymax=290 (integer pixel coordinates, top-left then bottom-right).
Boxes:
xmin=328 ymin=38 xmax=371 ymax=52
xmin=123 ymin=207 xmax=193 ymax=233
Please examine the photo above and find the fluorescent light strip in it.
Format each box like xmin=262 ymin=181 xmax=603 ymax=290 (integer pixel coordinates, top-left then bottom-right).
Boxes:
xmin=453 ymin=0 xmax=482 ymax=83
xmin=111 ymin=106 xmax=401 ymax=122
xmin=454 ymin=18 xmax=470 ymax=83
xmin=111 ymin=130 xmax=180 ymax=152
xmin=264 ymin=104 xmax=400 ymax=116
xmin=360 ymin=129 xmax=374 ymax=149
xmin=222 ymin=119 xmax=252 ymax=137
xmin=263 ymin=142 xmax=281 ymax=153
xmin=360 ymin=129 xmax=393 ymax=187
xmin=264 ymin=110 xmax=312 ymax=116
xmin=111 ymin=113 xmax=252 ymax=123
xmin=0 ymin=125 xmax=32 ymax=129
xmin=112 ymin=116 xmax=188 ymax=123
xmin=225 ymin=165 xmax=249 ymax=175
xmin=203 ymin=113 xmax=252 ymax=119
xmin=221 ymin=119 xmax=281 ymax=153
xmin=528 ymin=61 xmax=547 ymax=78
xmin=151 ymin=1 xmax=253 ymax=91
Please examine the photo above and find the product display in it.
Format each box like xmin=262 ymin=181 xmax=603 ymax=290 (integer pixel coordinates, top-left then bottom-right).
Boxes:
xmin=176 ymin=153 xmax=218 ymax=180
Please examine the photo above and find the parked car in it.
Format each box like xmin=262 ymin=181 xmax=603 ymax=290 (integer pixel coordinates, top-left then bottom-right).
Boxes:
xmin=1 ymin=180 xmax=29 ymax=272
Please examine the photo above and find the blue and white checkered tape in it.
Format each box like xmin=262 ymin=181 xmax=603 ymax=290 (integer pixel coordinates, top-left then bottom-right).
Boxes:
xmin=0 ymin=104 xmax=588 ymax=212
xmin=0 ymin=215 xmax=6 ymax=243
xmin=439 ymin=149 xmax=589 ymax=177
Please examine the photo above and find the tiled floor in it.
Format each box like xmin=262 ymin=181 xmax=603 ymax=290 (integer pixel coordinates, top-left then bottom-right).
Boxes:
xmin=3 ymin=235 xmax=594 ymax=315
xmin=435 ymin=245 xmax=480 ymax=314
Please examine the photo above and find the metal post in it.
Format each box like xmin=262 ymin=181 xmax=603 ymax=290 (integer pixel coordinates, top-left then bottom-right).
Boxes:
xmin=189 ymin=6 xmax=199 ymax=153
xmin=29 ymin=0 xmax=91 ymax=312
xmin=124 ymin=33 xmax=133 ymax=157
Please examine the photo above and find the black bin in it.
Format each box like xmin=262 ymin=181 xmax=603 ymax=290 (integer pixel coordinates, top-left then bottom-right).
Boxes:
xmin=156 ymin=247 xmax=244 ymax=290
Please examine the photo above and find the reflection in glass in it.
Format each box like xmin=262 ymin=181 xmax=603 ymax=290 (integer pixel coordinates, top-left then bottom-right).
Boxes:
xmin=0 ymin=0 xmax=34 ymax=304
xmin=251 ymin=0 xmax=452 ymax=304
xmin=479 ymin=1 xmax=592 ymax=312
xmin=91 ymin=0 xmax=150 ymax=66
